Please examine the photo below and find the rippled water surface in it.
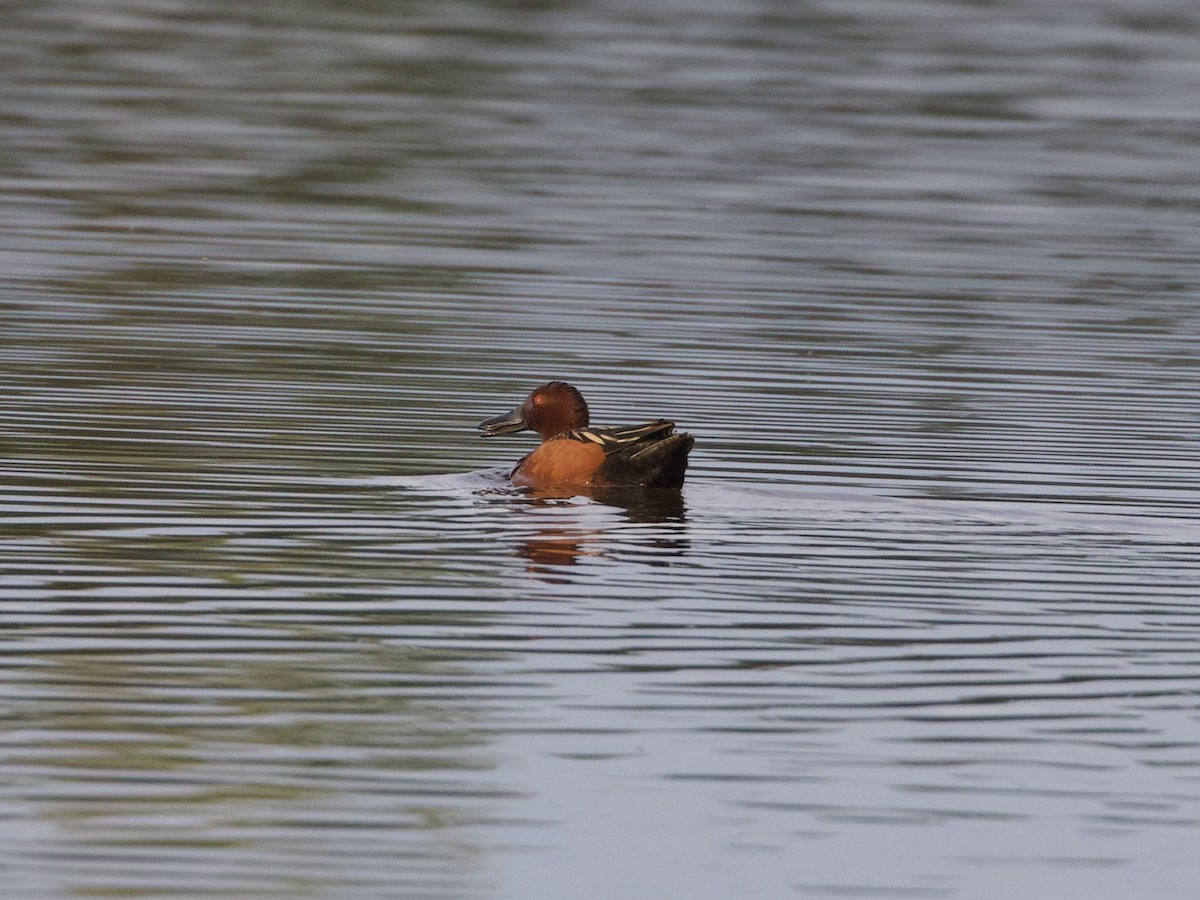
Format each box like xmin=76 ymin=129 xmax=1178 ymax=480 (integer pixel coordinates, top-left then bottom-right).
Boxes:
xmin=4 ymin=1 xmax=1200 ymax=897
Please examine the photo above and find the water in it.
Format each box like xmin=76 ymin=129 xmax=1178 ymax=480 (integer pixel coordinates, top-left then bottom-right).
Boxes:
xmin=3 ymin=0 xmax=1200 ymax=897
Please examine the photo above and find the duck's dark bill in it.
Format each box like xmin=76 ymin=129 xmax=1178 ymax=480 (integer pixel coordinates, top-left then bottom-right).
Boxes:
xmin=478 ymin=408 xmax=527 ymax=436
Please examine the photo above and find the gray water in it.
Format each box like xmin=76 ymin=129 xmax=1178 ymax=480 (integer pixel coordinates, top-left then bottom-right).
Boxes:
xmin=3 ymin=1 xmax=1200 ymax=898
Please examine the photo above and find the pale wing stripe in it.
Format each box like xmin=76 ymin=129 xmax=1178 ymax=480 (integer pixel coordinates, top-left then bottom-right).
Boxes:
xmin=576 ymin=430 xmax=608 ymax=445
xmin=570 ymin=421 xmax=676 ymax=448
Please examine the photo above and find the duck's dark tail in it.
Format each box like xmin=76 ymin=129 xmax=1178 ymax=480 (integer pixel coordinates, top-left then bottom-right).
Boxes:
xmin=599 ymin=431 xmax=694 ymax=488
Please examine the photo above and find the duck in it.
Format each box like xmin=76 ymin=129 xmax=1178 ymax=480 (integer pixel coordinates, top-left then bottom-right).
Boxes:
xmin=478 ymin=382 xmax=693 ymax=490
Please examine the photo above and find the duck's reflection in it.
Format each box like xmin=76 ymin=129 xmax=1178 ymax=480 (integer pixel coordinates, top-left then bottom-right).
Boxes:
xmin=512 ymin=486 xmax=690 ymax=577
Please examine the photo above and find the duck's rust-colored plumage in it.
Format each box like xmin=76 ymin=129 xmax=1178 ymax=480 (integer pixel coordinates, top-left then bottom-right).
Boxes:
xmin=478 ymin=382 xmax=693 ymax=490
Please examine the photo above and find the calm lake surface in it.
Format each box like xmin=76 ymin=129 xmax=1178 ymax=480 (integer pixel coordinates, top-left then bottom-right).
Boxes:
xmin=3 ymin=1 xmax=1200 ymax=897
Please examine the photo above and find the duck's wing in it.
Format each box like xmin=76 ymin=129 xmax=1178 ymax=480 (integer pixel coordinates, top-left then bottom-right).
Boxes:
xmin=568 ymin=420 xmax=676 ymax=450
xmin=592 ymin=426 xmax=694 ymax=489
